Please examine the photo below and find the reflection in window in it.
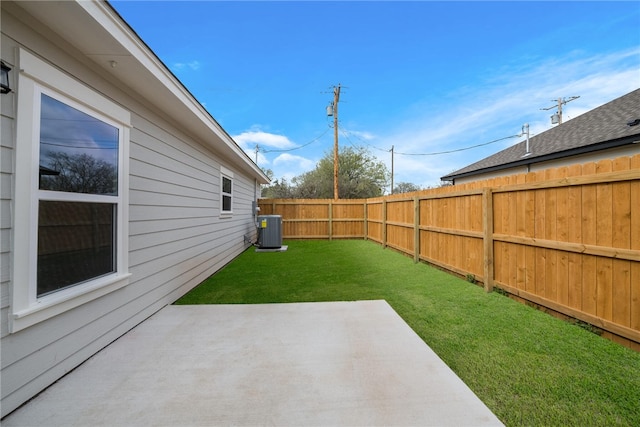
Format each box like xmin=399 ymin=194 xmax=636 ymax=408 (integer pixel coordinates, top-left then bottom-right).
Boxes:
xmin=37 ymin=201 xmax=115 ymax=296
xmin=36 ymin=94 xmax=121 ymax=296
xmin=39 ymin=94 xmax=118 ymax=195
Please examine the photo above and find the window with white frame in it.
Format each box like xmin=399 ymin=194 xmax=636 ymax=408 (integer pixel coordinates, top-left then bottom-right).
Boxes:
xmin=220 ymin=167 xmax=233 ymax=215
xmin=11 ymin=49 xmax=131 ymax=332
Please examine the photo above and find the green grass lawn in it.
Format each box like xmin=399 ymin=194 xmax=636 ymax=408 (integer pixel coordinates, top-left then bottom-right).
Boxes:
xmin=177 ymin=240 xmax=640 ymax=426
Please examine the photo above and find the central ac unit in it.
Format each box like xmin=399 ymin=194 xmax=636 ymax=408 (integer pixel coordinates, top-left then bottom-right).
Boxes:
xmin=257 ymin=215 xmax=282 ymax=249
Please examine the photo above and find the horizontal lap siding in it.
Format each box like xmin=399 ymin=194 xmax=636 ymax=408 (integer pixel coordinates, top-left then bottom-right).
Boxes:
xmin=1 ymin=9 xmax=260 ymax=416
xmin=128 ymin=117 xmax=257 ymax=296
xmin=2 ymin=110 xmax=257 ymax=417
xmin=0 ymin=31 xmax=16 ymax=338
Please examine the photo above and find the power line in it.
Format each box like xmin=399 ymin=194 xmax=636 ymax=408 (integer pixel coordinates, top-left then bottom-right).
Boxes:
xmin=257 ymin=125 xmax=332 ymax=154
xmin=339 ymin=127 xmax=520 ymax=156
xmin=339 ymin=127 xmax=363 ymax=150
xmin=394 ymin=134 xmax=520 ymax=156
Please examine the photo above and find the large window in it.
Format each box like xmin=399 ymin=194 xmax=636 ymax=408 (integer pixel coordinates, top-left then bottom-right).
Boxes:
xmin=38 ymin=94 xmax=119 ymax=296
xmin=12 ymin=49 xmax=131 ymax=332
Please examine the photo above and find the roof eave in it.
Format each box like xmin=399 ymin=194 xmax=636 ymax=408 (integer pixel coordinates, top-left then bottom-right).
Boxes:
xmin=13 ymin=0 xmax=269 ymax=184
xmin=441 ymin=135 xmax=640 ymax=182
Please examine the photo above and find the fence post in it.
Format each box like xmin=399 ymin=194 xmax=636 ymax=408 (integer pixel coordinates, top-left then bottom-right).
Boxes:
xmin=482 ymin=188 xmax=494 ymax=292
xmin=382 ymin=199 xmax=387 ymax=248
xmin=414 ymin=196 xmax=420 ymax=263
xmin=328 ymin=201 xmax=333 ymax=240
xmin=363 ymin=200 xmax=368 ymax=240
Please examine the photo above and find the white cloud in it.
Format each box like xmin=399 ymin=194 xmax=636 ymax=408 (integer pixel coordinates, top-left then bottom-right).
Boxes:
xmin=234 ymin=130 xmax=318 ymax=181
xmin=240 ymin=48 xmax=638 ymax=192
xmin=173 ymin=60 xmax=201 ymax=71
xmin=271 ymin=153 xmax=317 ymax=181
xmin=233 ymin=130 xmax=297 ymax=150
xmin=273 ymin=153 xmax=316 ymax=170
xmin=374 ymin=47 xmax=640 ymax=189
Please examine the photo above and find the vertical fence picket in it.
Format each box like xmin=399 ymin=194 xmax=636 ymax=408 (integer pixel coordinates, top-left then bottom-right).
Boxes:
xmin=581 ymin=161 xmax=598 ymax=316
xmin=534 ymin=170 xmax=547 ymax=298
xmin=524 ymin=172 xmax=536 ymax=293
xmin=483 ymin=188 xmax=494 ymax=292
xmin=567 ymin=163 xmax=584 ymax=310
xmin=630 ymin=155 xmax=640 ymax=333
xmin=596 ymin=160 xmax=614 ymax=321
xmin=414 ymin=197 xmax=420 ymax=263
xmin=612 ymin=157 xmax=632 ymax=327
xmin=556 ymin=166 xmax=570 ymax=305
xmin=544 ymin=168 xmax=559 ymax=302
xmin=382 ymin=199 xmax=387 ymax=248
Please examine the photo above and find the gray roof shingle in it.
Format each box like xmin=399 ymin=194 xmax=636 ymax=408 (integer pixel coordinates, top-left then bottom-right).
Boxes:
xmin=441 ymin=88 xmax=640 ymax=181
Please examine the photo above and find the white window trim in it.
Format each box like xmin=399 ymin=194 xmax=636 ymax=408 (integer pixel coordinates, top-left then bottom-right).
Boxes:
xmin=220 ymin=166 xmax=234 ymax=217
xmin=11 ymin=48 xmax=131 ymax=333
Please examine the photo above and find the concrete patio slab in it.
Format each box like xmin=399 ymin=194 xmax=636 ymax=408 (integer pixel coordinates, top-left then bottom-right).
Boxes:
xmin=2 ymin=300 xmax=503 ymax=426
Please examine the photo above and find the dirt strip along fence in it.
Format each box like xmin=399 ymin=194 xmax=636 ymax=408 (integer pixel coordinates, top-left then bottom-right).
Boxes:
xmin=258 ymin=154 xmax=640 ymax=349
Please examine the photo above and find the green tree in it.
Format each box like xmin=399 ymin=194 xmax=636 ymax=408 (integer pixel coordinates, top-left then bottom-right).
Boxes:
xmin=393 ymin=182 xmax=421 ymax=194
xmin=261 ymin=177 xmax=295 ymax=198
xmin=293 ymin=146 xmax=389 ymax=199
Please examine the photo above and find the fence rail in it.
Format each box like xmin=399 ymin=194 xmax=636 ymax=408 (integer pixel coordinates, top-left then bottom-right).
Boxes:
xmin=258 ymin=154 xmax=640 ymax=348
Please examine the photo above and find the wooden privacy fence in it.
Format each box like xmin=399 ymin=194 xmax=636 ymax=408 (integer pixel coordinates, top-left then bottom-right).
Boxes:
xmin=258 ymin=154 xmax=640 ymax=347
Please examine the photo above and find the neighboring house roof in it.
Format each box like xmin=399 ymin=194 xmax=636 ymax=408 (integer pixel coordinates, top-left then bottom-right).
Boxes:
xmin=11 ymin=0 xmax=269 ymax=184
xmin=441 ymin=88 xmax=640 ymax=181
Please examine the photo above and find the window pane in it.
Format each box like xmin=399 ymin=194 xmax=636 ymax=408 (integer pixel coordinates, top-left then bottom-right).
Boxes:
xmin=222 ymin=176 xmax=232 ymax=194
xmin=222 ymin=195 xmax=232 ymax=212
xmin=37 ymin=201 xmax=115 ymax=296
xmin=39 ymin=94 xmax=119 ymax=195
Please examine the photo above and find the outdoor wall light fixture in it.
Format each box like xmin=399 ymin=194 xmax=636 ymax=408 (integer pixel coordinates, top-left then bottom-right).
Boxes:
xmin=1 ymin=61 xmax=11 ymax=94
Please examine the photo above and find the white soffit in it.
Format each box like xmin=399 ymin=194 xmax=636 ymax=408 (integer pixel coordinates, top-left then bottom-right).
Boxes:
xmin=12 ymin=0 xmax=268 ymax=184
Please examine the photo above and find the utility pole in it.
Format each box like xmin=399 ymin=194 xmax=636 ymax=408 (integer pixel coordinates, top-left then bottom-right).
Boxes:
xmin=327 ymin=84 xmax=341 ymax=199
xmin=390 ymin=145 xmax=394 ymax=194
xmin=541 ymin=96 xmax=580 ymax=125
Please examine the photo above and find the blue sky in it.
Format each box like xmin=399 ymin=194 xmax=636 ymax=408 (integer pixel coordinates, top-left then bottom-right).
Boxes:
xmin=111 ymin=1 xmax=640 ymax=190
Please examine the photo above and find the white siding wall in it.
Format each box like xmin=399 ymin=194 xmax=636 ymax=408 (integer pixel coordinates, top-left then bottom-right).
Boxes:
xmin=1 ymin=7 xmax=259 ymax=417
xmin=0 ymin=32 xmax=18 ymax=341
